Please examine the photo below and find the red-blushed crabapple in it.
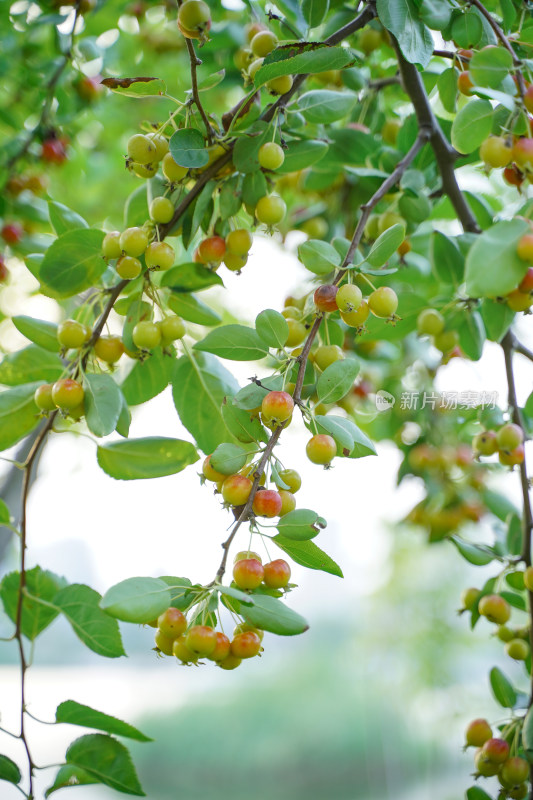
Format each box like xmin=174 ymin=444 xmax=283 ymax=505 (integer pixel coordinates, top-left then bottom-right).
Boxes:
xmin=457 ymin=71 xmax=474 ymax=95
xmin=154 ymin=629 xmax=174 ymax=656
xmin=252 ymin=489 xmax=282 ymax=518
xmin=519 ymin=267 xmax=533 ymax=293
xmin=206 ymin=632 xmax=231 ymax=662
xmin=513 ymin=137 xmax=533 ymax=169
xmin=221 ymin=474 xmax=253 ymax=506
xmin=499 ymin=445 xmax=525 ymax=466
xmin=465 ymin=718 xmax=492 ymax=747
xmin=157 ymin=607 xmax=187 ymax=639
xmin=263 ymin=559 xmax=291 ymax=589
xmin=261 ymin=391 xmax=294 ymax=425
xmin=233 ymin=622 xmax=264 ymax=641
xmin=503 ymin=165 xmax=524 ymax=187
xmin=314 ymin=285 xmax=338 ymax=312
xmin=198 ymin=236 xmax=226 ymax=265
xmin=41 ymin=137 xmax=68 ymax=164
xmin=172 ymin=636 xmax=199 ymax=663
xmin=480 ymin=136 xmax=513 ymax=168
xmin=481 ymin=738 xmax=510 ymax=765
xmin=478 ymin=594 xmax=511 ymax=624
xmin=497 ymin=423 xmax=524 ymax=451
xmin=278 ymin=489 xmax=296 ymax=516
xmin=306 ymin=434 xmax=337 ymax=465
xmin=517 ymin=234 xmax=533 ymax=262
xmin=185 ymin=625 xmax=217 ymax=657
xmin=52 ymin=379 xmax=85 ymax=410
xmin=230 ymin=631 xmax=262 ymax=659
xmin=233 ymin=558 xmax=264 ymax=590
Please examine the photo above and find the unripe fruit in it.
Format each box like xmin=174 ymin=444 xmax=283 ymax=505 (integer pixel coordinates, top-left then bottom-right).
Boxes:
xmin=336 ymin=284 xmax=362 ymax=313
xmin=513 ymin=137 xmax=533 ymax=169
xmin=263 ymin=559 xmax=291 ymax=588
xmin=198 ymin=236 xmax=226 ymax=265
xmin=465 ymin=718 xmax=492 ymax=747
xmin=120 ymin=227 xmax=148 ymax=257
xmin=157 ymin=607 xmax=187 ymax=639
xmin=248 ymin=58 xmax=264 ymax=81
xmin=285 ymin=320 xmax=307 ymax=346
xmin=368 ymin=286 xmax=398 ymax=318
xmin=221 ymin=474 xmax=253 ymax=506
xmin=172 ymin=636 xmax=198 ymax=663
xmin=102 ymin=231 xmax=122 ymax=259
xmin=460 ymin=587 xmax=480 ymax=611
xmin=508 ymin=785 xmax=528 ymax=800
xmin=158 ymin=315 xmax=185 ymax=342
xmin=302 ymin=217 xmax=328 ymax=239
xmin=177 ymin=0 xmax=211 ymax=39
xmin=497 ymin=423 xmax=524 ymax=451
xmin=162 ymin=153 xmax=188 ymax=182
xmin=149 ymin=133 xmax=169 ymax=161
xmin=276 ymin=468 xmax=301 ymax=493
xmin=203 ymin=455 xmax=227 ymax=482
xmin=519 ymin=267 xmax=533 ymax=293
xmin=149 ymin=196 xmax=174 ymax=224
xmin=524 ymin=565 xmax=533 ymax=592
xmin=499 ymin=444 xmax=525 ymax=466
xmin=231 ymin=631 xmax=262 ymax=659
xmin=381 ymin=119 xmax=401 ymax=145
xmin=131 ymin=162 xmax=157 ymax=179
xmin=224 ymin=254 xmax=247 ymax=272
xmin=480 ymin=136 xmax=512 ymax=168
xmin=457 ymin=70 xmax=473 ymax=95
xmin=250 ymin=30 xmax=277 ymax=58
xmin=497 ymin=625 xmax=515 ymax=643
xmin=233 ymin=622 xmax=264 ymax=641
xmin=278 ymin=489 xmax=296 ymax=516
xmin=475 ymin=750 xmax=500 ymax=777
xmin=94 ymin=335 xmax=124 ymax=363
xmin=226 ymin=229 xmax=253 ymax=256
xmin=154 ymin=629 xmax=174 ymax=656
xmin=341 ymin=300 xmax=370 ymax=327
xmin=234 ymin=551 xmax=262 ymax=564
xmin=313 ymin=345 xmax=345 ymax=372
xmin=258 ymin=142 xmax=284 ymax=170
xmin=132 ymin=321 xmax=161 ymax=350
xmin=314 ymin=284 xmax=338 ymax=312
xmin=185 ymin=624 xmax=217 ymax=656
xmin=206 ymin=632 xmax=231 ymax=662
xmin=434 ymin=329 xmax=459 ymax=353
xmin=34 ymin=384 xmax=56 ymax=412
xmin=378 ymin=211 xmax=404 ymax=234
xmin=52 ymin=379 xmax=85 ymax=410
xmin=256 ymin=194 xmax=286 ymax=225
xmin=507 ymin=289 xmax=533 ymax=312
xmin=127 ymin=134 xmax=156 ymax=165
xmin=517 ymin=233 xmax=533 ymax=262
xmin=252 ymin=489 xmax=282 ymax=518
xmin=500 ymin=757 xmax=530 ymax=786
xmin=57 ymin=319 xmax=90 ymax=349
xmin=267 ymin=75 xmax=293 ymax=95
xmin=478 ymin=594 xmax=511 ymax=624
xmin=116 ymin=255 xmax=142 ymax=280
xmin=145 ymin=241 xmax=175 ymax=270
xmin=505 ymin=638 xmax=529 ymax=660
xmin=261 ymin=391 xmax=294 ymax=425
xmin=218 ymin=653 xmax=242 ymax=670
xmin=473 ymin=430 xmax=498 ymax=456
xmin=306 ymin=434 xmax=337 ymax=465
xmin=481 ymin=737 xmax=510 ymax=765
xmin=359 ymin=27 xmax=382 ymax=55
xmin=417 ymin=308 xmax=445 ymax=336
xmin=233 ymin=558 xmax=264 ymax=590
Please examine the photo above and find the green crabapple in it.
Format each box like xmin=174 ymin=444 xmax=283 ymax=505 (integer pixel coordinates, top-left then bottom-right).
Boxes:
xmin=258 ymin=142 xmax=285 ymax=170
xmin=119 ymin=227 xmax=149 ymax=257
xmin=177 ymin=0 xmax=211 ymax=39
xmin=172 ymin=636 xmax=198 ymax=663
xmin=145 ymin=241 xmax=175 ymax=270
xmin=94 ymin=335 xmax=124 ymax=363
xmin=127 ymin=134 xmax=156 ymax=165
xmin=154 ymin=629 xmax=174 ymax=656
xmin=306 ymin=434 xmax=337 ymax=465
xmin=149 ymin=196 xmax=174 ymax=224
xmin=472 ymin=430 xmax=498 ymax=456
xmin=158 ymin=316 xmax=185 ymax=342
xmin=52 ymin=379 xmax=85 ymax=410
xmin=116 ymin=255 xmax=142 ymax=280
xmin=497 ymin=423 xmax=524 ymax=451
xmin=132 ymin=321 xmax=161 ymax=350
xmin=368 ymin=287 xmax=398 ymax=318
xmin=226 ymin=228 xmax=253 ymax=256
xmin=465 ymin=718 xmax=492 ymax=747
xmin=57 ymin=319 xmax=90 ymax=349
xmin=34 ymin=384 xmax=56 ymax=412
xmin=255 ymin=194 xmax=286 ymax=226
xmin=416 ymin=308 xmax=445 ymax=336
xmin=234 ymin=551 xmax=262 ymax=564
xmin=460 ymin=587 xmax=481 ymax=611
xmin=102 ymin=231 xmax=122 ymax=259
xmin=250 ymin=30 xmax=277 ymax=58
xmin=478 ymin=594 xmax=511 ymax=624
xmin=505 ymin=638 xmax=529 ymax=660
xmin=336 ymin=284 xmax=363 ymax=313
xmin=278 ymin=489 xmax=296 ymax=516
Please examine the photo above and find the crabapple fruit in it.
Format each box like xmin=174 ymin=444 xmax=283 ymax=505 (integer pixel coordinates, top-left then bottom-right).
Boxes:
xmin=34 ymin=384 xmax=56 ymax=412
xmin=278 ymin=489 xmax=296 ymax=516
xmin=233 ymin=558 xmax=264 ymax=590
xmin=306 ymin=434 xmax=337 ymax=465
xmin=57 ymin=320 xmax=90 ymax=349
xmin=154 ymin=629 xmax=174 ymax=656
xmin=368 ymin=287 xmax=398 ymax=318
xmin=206 ymin=632 xmax=231 ymax=662
xmin=145 ymin=241 xmax=175 ymax=270
xmin=132 ymin=321 xmax=161 ymax=350
xmin=52 ymin=379 xmax=85 ymax=410
xmin=120 ymin=227 xmax=148 ymax=257
xmin=221 ymin=474 xmax=253 ymax=506
xmin=258 ymin=142 xmax=284 ymax=170
xmin=102 ymin=231 xmax=122 ymax=259
xmin=261 ymin=391 xmax=294 ymax=425
xmin=94 ymin=336 xmax=124 ymax=363
xmin=116 ymin=255 xmax=142 ymax=280
xmin=478 ymin=594 xmax=511 ymax=624
xmin=263 ymin=559 xmax=291 ymax=589
xmin=465 ymin=718 xmax=492 ymax=747
xmin=336 ymin=284 xmax=363 ymax=313
xmin=158 ymin=316 xmax=185 ymax=342
xmin=226 ymin=229 xmax=253 ymax=256
xmin=127 ymin=134 xmax=156 ymax=165
xmin=185 ymin=625 xmax=217 ymax=656
xmin=252 ymin=489 xmax=282 ymax=518
xmin=255 ymin=194 xmax=286 ymax=225
xmin=231 ymin=631 xmax=262 ymax=659
xmin=172 ymin=636 xmax=198 ymax=663
xmin=314 ymin=285 xmax=338 ymax=312
xmin=157 ymin=607 xmax=187 ymax=639
xmin=417 ymin=308 xmax=445 ymax=336
xmin=149 ymin=197 xmax=174 ymax=224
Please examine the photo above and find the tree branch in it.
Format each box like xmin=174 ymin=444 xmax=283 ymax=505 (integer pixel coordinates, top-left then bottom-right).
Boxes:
xmin=184 ymin=38 xmax=215 ymax=145
xmin=469 ymin=0 xmax=526 ymax=100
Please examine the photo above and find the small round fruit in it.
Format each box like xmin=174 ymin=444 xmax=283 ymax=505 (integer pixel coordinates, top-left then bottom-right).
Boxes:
xmin=517 ymin=233 xmax=533 ymax=262
xmin=248 ymin=57 xmax=264 ymax=81
xmin=465 ymin=718 xmax=492 ymax=747
xmin=34 ymin=384 xmax=56 ymax=412
xmin=507 ymin=289 xmax=533 ymax=312
xmin=497 ymin=423 xmax=524 ymax=451
xmin=177 ymin=0 xmax=211 ymax=39
xmin=460 ymin=587 xmax=480 ymax=611
xmin=41 ymin=138 xmax=67 ymax=164
xmin=253 ymin=489 xmax=282 ymax=518
xmin=336 ymin=284 xmax=362 ymax=313
xmin=314 ymin=284 xmax=338 ymax=312
xmin=481 ymin=737 xmax=510 ymax=765
xmin=154 ymin=629 xmax=174 ymax=656
xmin=234 ymin=551 xmax=262 ymax=564
xmin=524 ymin=565 xmax=533 ymax=592
xmin=116 ymin=255 xmax=142 ymax=280
xmin=231 ymin=631 xmax=262 ymax=659
xmin=233 ymin=622 xmax=264 ymax=641
xmin=132 ymin=321 xmax=161 ymax=350
xmin=255 ymin=194 xmax=286 ymax=225
xmin=473 ymin=430 xmax=498 ymax=456
xmin=258 ymin=142 xmax=284 ymax=170
xmin=172 ymin=636 xmax=198 ymax=663
xmin=306 ymin=434 xmax=337 ymax=465
xmin=203 ymin=455 xmax=227 ymax=482
xmin=478 ymin=594 xmax=511 ymax=625
xmin=508 ymin=785 xmax=528 ymax=800
xmin=131 ymin=162 xmax=157 ymax=179
xmin=519 ymin=267 xmax=533 ymax=293
xmin=162 ymin=153 xmax=188 ymax=182
xmin=457 ymin=70 xmax=473 ymax=95
xmin=233 ymin=558 xmax=264 ymax=590
xmin=504 ymin=166 xmax=525 ymax=187
xmin=501 ymin=758 xmax=529 ymax=787
xmin=499 ymin=444 xmax=525 ymax=466
xmin=127 ymin=134 xmax=156 ymax=165
xmin=226 ymin=229 xmax=252 ymax=256
xmin=359 ymin=27 xmax=382 ymax=54
xmin=341 ymin=300 xmax=370 ymax=327
xmin=261 ymin=391 xmax=294 ymax=425
xmin=368 ymin=286 xmax=398 ymax=318
xmin=218 ymin=653 xmax=242 ymax=670
xmin=206 ymin=632 xmax=231 ymax=662
xmin=119 ymin=227 xmax=149 ymax=257
xmin=313 ymin=344 xmax=344 ymax=372
xmin=94 ymin=335 xmax=124 ymax=363
xmin=479 ymin=136 xmax=512 ymax=168
xmin=185 ymin=624 xmax=216 ymax=656
xmin=497 ymin=625 xmax=515 ymax=643
xmin=276 ymin=468 xmax=301 ymax=493
xmin=505 ymin=638 xmax=529 ymax=660
xmin=224 ymin=254 xmax=247 ymax=272
xmin=158 ymin=315 xmax=185 ymax=342
xmin=434 ymin=329 xmax=459 ymax=353
xmin=157 ymin=607 xmax=187 ymax=639
xmin=149 ymin=196 xmax=174 ymax=224
xmin=286 ymin=320 xmax=307 ymax=346
xmin=149 ymin=133 xmax=169 ymax=161
xmin=263 ymin=559 xmax=291 ymax=589
xmin=378 ymin=211 xmax=404 ymax=234
xmin=267 ymin=75 xmax=293 ymax=95
xmin=145 ymin=241 xmax=175 ymax=270
xmin=250 ymin=30 xmax=277 ymax=58
xmin=198 ymin=236 xmax=226 ymax=265
xmin=102 ymin=231 xmax=122 ymax=259
xmin=475 ymin=750 xmax=500 ymax=777
xmin=221 ymin=474 xmax=253 ymax=506
xmin=417 ymin=308 xmax=445 ymax=336
xmin=57 ymin=319 xmax=90 ymax=349
xmin=513 ymin=137 xmax=533 ymax=169
xmin=278 ymin=489 xmax=296 ymax=516
xmin=52 ymin=379 xmax=85 ymax=410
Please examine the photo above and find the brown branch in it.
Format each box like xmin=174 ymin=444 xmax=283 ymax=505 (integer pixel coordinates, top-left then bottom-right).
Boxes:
xmin=369 ymin=75 xmax=400 ymax=90
xmin=184 ymin=38 xmax=215 ymax=145
xmin=511 ymin=334 xmax=533 ymax=363
xmin=469 ymin=0 xmax=526 ymax=101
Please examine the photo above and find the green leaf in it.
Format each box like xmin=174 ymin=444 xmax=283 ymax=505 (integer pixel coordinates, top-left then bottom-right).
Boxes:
xmin=317 ymin=359 xmax=360 ymax=404
xmin=233 ymin=382 xmax=269 ymax=411
xmin=242 ymin=171 xmax=268 ymax=206
xmin=241 ymin=595 xmax=308 ymax=636
xmin=48 ymin=201 xmax=89 ymax=236
xmin=298 ymin=239 xmax=341 ymax=275
xmin=167 ymin=291 xmax=221 ymax=326
xmin=301 ymin=0 xmax=329 ymax=27
xmin=523 ymin=705 xmax=533 ymax=763
xmin=55 ymin=584 xmax=125 ymax=658
xmin=437 ymin=68 xmax=458 ymax=114
xmin=450 ymin=536 xmax=496 ymax=566
xmin=312 ymin=414 xmax=355 ymax=456
xmin=366 ymin=224 xmax=405 ymax=267
xmin=233 ymin=125 xmax=272 ymax=173
xmin=255 ymin=309 xmax=289 ymax=348
xmin=451 ymin=9 xmax=483 ymax=49
xmin=419 ymin=0 xmax=454 ymax=30
xmin=0 ymin=498 xmax=10 ymax=525
xmin=377 ymin=0 xmax=434 ymax=68
xmin=0 ymin=567 xmax=67 ymax=640
xmin=480 ymin=299 xmax=515 ymax=342
xmin=272 ymin=535 xmax=343 ymax=577
xmin=102 ymin=75 xmax=166 ymax=98
xmin=121 ymin=348 xmax=174 ymax=406
xmin=12 ymin=315 xmax=60 ymax=352
xmin=158 ymin=576 xmax=193 ymax=610
xmin=465 ymin=219 xmax=530 ymax=297
xmin=277 ymin=139 xmax=328 ymax=174
xmin=100 ymin=577 xmax=171 ymax=624
xmin=194 ymin=325 xmax=269 ymax=361
xmin=0 ymin=345 xmax=63 ymax=386
xmin=0 ymin=755 xmax=21 ymax=785
xmin=506 ymin=514 xmax=523 ymax=557
xmin=116 ymin=394 xmax=131 ymax=438
xmin=160 ymin=263 xmax=223 ymax=292
xmin=466 ymin=787 xmax=493 ymax=800
xmin=218 ymin=174 xmax=243 ymax=219
xmin=210 ymin=443 xmax=248 ymax=475
xmin=40 ymin=229 xmax=106 ymax=298
xmin=298 ymin=90 xmax=357 ymax=124
xmin=172 ymin=352 xmax=239 ymax=454
xmin=56 ymin=700 xmax=152 ymax=742
xmin=97 ymin=437 xmax=199 ymax=480
xmin=275 ymin=509 xmax=325 ymax=541
xmin=45 ymin=765 xmax=98 ymax=796
xmin=451 ymin=99 xmax=494 ymax=154
xmin=169 ymin=128 xmax=208 ymax=169
xmin=482 ymin=489 xmax=519 ymax=521
xmin=215 ymin=585 xmax=255 ymax=605
xmin=470 ymin=46 xmax=513 ymax=88
xmin=84 ymin=374 xmax=123 ymax=438
xmin=489 ymin=666 xmax=517 ymax=708
xmin=221 ymin=400 xmax=267 ymax=444
xmin=65 ymin=734 xmax=145 ymax=795
xmin=255 ymin=46 xmax=355 ymax=88
xmin=190 ymin=180 xmax=216 ymax=240
xmin=0 ymin=382 xmax=41 ymax=450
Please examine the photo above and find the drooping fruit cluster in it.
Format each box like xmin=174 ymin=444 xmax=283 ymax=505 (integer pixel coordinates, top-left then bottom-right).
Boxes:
xmin=473 ymin=422 xmax=525 ymax=467
xmin=416 ymin=307 xmax=460 ymax=357
xmin=464 ymin=717 xmax=529 ymax=798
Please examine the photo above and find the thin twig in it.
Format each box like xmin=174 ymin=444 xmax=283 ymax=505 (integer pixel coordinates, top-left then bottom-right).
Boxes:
xmin=184 ymin=38 xmax=215 ymax=145
xmin=512 ymin=334 xmax=533 ymax=363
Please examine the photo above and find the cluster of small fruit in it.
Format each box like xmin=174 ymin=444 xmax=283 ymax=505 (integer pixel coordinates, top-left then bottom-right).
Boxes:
xmin=235 ymin=24 xmax=293 ymax=96
xmin=416 ymin=307 xmax=461 ymax=358
xmin=473 ymin=422 xmax=525 ymax=468
xmin=462 ymin=586 xmax=531 ymax=663
xmin=511 ymin=237 xmax=533 ymax=313
xmin=464 ymin=717 xmax=529 ymax=799
xmin=480 ymin=129 xmax=533 ymax=196
xmin=192 ymin=228 xmax=253 ymax=273
xmin=313 ymin=281 xmax=399 ymax=327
